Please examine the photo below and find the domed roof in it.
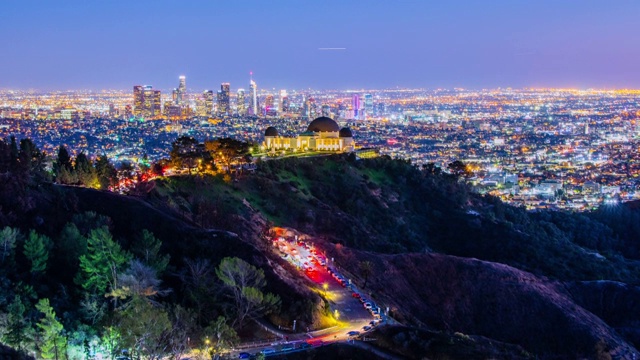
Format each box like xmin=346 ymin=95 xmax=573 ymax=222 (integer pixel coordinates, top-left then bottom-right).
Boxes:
xmin=264 ymin=126 xmax=279 ymax=137
xmin=339 ymin=127 xmax=353 ymax=138
xmin=307 ymin=116 xmax=340 ymax=132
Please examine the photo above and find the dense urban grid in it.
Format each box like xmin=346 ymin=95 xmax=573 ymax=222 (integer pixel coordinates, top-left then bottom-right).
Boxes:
xmin=2 ymin=75 xmax=640 ymax=211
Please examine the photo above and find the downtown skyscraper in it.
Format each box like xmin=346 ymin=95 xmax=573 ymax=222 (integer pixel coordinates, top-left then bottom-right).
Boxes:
xmin=217 ymin=83 xmax=230 ymax=116
xmin=173 ymin=75 xmax=187 ymax=105
xmin=133 ymin=85 xmax=161 ymax=119
xmin=203 ymin=90 xmax=214 ymax=117
xmin=236 ymin=89 xmax=246 ymax=115
xmin=249 ymin=72 xmax=258 ymax=116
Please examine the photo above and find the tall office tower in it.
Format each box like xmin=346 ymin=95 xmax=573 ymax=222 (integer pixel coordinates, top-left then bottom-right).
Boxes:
xmin=203 ymin=90 xmax=214 ymax=117
xmin=279 ymin=90 xmax=288 ymax=112
xmin=364 ymin=93 xmax=373 ymax=119
xmin=281 ymin=95 xmax=290 ymax=112
xmin=172 ymin=89 xmax=179 ymax=104
xmin=217 ymin=83 xmax=230 ymax=116
xmin=176 ymin=75 xmax=186 ymax=105
xmin=133 ymin=85 xmax=144 ymax=117
xmin=236 ymin=89 xmax=246 ymax=115
xmin=308 ymin=97 xmax=317 ymax=118
xmin=352 ymin=94 xmax=361 ymax=119
xmin=264 ymin=95 xmax=275 ymax=116
xmin=301 ymin=95 xmax=311 ymax=119
xmin=321 ymin=104 xmax=331 ymax=117
xmin=135 ymin=85 xmax=161 ymax=119
xmin=249 ymin=72 xmax=258 ymax=116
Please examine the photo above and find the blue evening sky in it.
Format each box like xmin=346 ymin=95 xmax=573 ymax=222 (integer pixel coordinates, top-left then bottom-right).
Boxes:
xmin=1 ymin=1 xmax=639 ymax=90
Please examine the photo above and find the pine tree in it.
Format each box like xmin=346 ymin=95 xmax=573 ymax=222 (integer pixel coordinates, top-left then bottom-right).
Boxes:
xmin=35 ymin=298 xmax=67 ymax=360
xmin=23 ymin=230 xmax=51 ymax=274
xmin=3 ymin=295 xmax=28 ymax=351
xmin=131 ymin=230 xmax=170 ymax=274
xmin=78 ymin=227 xmax=130 ymax=295
xmin=75 ymin=152 xmax=99 ymax=188
xmin=94 ymin=155 xmax=117 ymax=190
xmin=54 ymin=145 xmax=74 ymax=184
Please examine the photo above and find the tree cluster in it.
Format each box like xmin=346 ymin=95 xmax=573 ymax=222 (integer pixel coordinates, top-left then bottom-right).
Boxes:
xmin=52 ymin=145 xmax=117 ymax=190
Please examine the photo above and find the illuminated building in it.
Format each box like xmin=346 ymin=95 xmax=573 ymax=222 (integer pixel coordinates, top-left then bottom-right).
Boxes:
xmin=364 ymin=93 xmax=373 ymax=119
xmin=321 ymin=104 xmax=332 ymax=117
xmin=133 ymin=85 xmax=144 ymax=117
xmin=176 ymin=75 xmax=186 ymax=105
xmin=263 ymin=116 xmax=355 ymax=152
xmin=249 ymin=72 xmax=258 ymax=116
xmin=203 ymin=90 xmax=214 ymax=117
xmin=279 ymin=90 xmax=288 ymax=112
xmin=217 ymin=83 xmax=230 ymax=116
xmin=301 ymin=95 xmax=310 ymax=119
xmin=133 ymin=85 xmax=161 ymax=119
xmin=237 ymin=89 xmax=246 ymax=115
xmin=352 ymin=94 xmax=361 ymax=119
xmin=264 ymin=95 xmax=275 ymax=116
xmin=172 ymin=89 xmax=178 ymax=104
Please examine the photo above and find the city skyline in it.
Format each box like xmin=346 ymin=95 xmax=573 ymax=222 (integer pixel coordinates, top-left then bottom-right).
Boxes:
xmin=2 ymin=1 xmax=640 ymax=90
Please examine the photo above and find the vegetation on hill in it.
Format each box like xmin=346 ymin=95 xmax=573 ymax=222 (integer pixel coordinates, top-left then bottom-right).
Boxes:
xmin=148 ymin=153 xmax=640 ymax=283
xmin=0 ymin=137 xmax=315 ymax=359
xmin=3 ymin=134 xmax=640 ymax=359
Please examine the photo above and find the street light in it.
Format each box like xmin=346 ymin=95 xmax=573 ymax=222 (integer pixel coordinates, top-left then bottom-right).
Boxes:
xmin=322 ymin=282 xmax=328 ymax=297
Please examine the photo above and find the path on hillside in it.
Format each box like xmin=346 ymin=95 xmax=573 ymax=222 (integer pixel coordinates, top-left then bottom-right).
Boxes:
xmin=226 ymin=234 xmax=394 ymax=358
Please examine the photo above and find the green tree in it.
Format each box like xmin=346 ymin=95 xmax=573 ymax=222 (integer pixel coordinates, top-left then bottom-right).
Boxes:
xmin=54 ymin=145 xmax=75 ymax=184
xmin=116 ymin=295 xmax=171 ymax=360
xmin=0 ymin=226 xmax=19 ymax=264
xmin=170 ymin=136 xmax=203 ymax=174
xmin=359 ymin=261 xmax=373 ymax=289
xmin=35 ymin=298 xmax=67 ymax=360
xmin=94 ymin=155 xmax=117 ymax=190
xmin=57 ymin=222 xmax=87 ymax=271
xmin=203 ymin=316 xmax=238 ymax=357
xmin=131 ymin=229 xmax=170 ymax=274
xmin=78 ymin=227 xmax=130 ymax=296
xmin=75 ymin=152 xmax=99 ymax=188
xmin=205 ymin=138 xmax=250 ymax=173
xmin=167 ymin=306 xmax=196 ymax=360
xmin=216 ymin=257 xmax=280 ymax=326
xmin=3 ymin=295 xmax=29 ymax=351
xmin=18 ymin=138 xmax=46 ymax=176
xmin=23 ymin=230 xmax=51 ymax=274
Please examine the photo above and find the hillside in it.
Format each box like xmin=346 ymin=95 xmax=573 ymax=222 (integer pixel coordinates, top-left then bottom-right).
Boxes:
xmin=143 ymin=154 xmax=640 ymax=284
xmin=137 ymin=154 xmax=640 ymax=358
xmin=3 ymin=148 xmax=640 ymax=358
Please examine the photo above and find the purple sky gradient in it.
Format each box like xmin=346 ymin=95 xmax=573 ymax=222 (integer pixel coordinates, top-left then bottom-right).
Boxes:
xmin=1 ymin=0 xmax=639 ymax=90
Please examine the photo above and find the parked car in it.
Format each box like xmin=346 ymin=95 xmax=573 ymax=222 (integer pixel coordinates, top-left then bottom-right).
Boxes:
xmin=362 ymin=325 xmax=372 ymax=331
xmin=261 ymin=348 xmax=276 ymax=355
xmin=300 ymin=342 xmax=312 ymax=349
xmin=347 ymin=330 xmax=360 ymax=336
xmin=352 ymin=292 xmax=361 ymax=298
xmin=364 ymin=302 xmax=373 ymax=309
xmin=282 ymin=344 xmax=295 ymax=352
xmin=238 ymin=352 xmax=251 ymax=359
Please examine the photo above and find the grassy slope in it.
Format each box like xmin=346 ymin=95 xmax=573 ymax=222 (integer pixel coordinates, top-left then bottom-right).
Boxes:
xmin=147 ymin=155 xmax=640 ymax=283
